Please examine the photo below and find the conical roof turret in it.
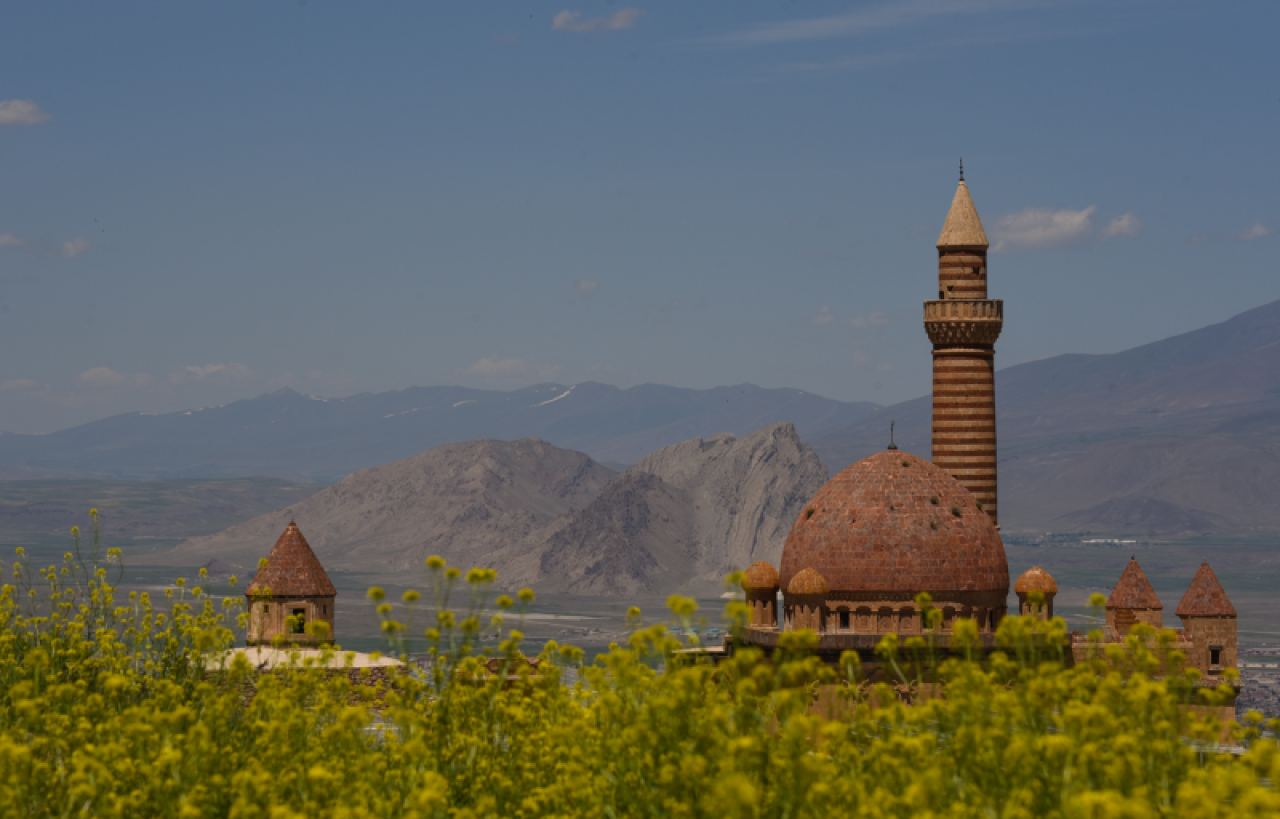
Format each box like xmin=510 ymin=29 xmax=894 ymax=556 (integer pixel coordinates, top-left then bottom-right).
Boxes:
xmin=1175 ymin=563 xmax=1236 ymax=618
xmin=246 ymin=521 xmax=337 ymax=597
xmin=1106 ymin=559 xmax=1161 ymax=610
xmin=936 ymin=180 xmax=989 ymax=250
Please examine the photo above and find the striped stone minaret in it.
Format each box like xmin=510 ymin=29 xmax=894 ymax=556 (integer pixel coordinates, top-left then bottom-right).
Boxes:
xmin=924 ymin=169 xmax=1002 ymax=525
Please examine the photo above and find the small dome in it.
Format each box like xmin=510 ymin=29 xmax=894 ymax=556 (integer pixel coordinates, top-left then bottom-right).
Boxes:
xmin=779 ymin=450 xmax=1007 ymax=595
xmin=741 ymin=561 xmax=780 ymax=591
xmin=1015 ymin=566 xmax=1058 ymax=594
xmin=788 ymin=567 xmax=829 ymax=595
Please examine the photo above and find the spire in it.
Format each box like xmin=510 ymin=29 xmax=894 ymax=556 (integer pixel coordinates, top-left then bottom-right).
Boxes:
xmin=887 ymin=420 xmax=898 ymax=450
xmin=1106 ymin=559 xmax=1162 ymax=610
xmin=1175 ymin=563 xmax=1237 ymax=618
xmin=246 ymin=521 xmax=337 ymax=597
xmin=936 ymin=177 xmax=989 ymax=250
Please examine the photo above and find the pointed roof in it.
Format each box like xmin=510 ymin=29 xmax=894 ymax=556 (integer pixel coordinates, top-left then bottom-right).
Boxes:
xmin=1106 ymin=559 xmax=1162 ymax=610
xmin=1176 ymin=563 xmax=1237 ymax=618
xmin=936 ymin=181 xmax=990 ymax=249
xmin=246 ymin=521 xmax=337 ymax=597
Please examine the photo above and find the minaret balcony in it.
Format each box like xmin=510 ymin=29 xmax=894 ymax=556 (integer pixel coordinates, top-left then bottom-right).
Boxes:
xmin=924 ymin=299 xmax=1003 ymax=346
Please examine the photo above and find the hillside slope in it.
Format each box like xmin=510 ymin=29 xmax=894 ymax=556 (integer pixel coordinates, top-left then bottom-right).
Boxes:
xmin=165 ymin=424 xmax=826 ymax=596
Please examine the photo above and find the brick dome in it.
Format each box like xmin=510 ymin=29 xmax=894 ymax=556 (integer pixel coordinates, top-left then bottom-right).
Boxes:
xmin=787 ymin=567 xmax=829 ymax=595
xmin=1015 ymin=566 xmax=1058 ymax=594
xmin=778 ymin=450 xmax=1008 ymax=594
xmin=741 ymin=561 xmax=780 ymax=591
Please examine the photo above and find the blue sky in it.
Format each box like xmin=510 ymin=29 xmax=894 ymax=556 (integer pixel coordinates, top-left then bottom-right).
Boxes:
xmin=0 ymin=0 xmax=1275 ymax=433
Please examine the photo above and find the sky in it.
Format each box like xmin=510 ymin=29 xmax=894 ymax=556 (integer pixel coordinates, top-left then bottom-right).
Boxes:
xmin=0 ymin=0 xmax=1276 ymax=434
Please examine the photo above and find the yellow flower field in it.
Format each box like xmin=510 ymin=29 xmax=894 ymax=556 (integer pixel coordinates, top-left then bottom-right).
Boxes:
xmin=2 ymin=519 xmax=1278 ymax=817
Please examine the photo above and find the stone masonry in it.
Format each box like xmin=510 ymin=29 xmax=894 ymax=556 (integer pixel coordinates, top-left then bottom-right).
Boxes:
xmin=926 ymin=176 xmax=1002 ymax=525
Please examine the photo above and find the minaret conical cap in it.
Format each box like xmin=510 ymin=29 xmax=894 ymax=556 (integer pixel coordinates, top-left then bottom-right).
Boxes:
xmin=936 ymin=181 xmax=989 ymax=250
xmin=1175 ymin=563 xmax=1236 ymax=618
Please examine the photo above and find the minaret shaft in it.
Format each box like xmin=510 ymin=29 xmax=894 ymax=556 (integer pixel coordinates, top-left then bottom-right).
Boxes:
xmin=927 ymin=182 xmax=1001 ymax=525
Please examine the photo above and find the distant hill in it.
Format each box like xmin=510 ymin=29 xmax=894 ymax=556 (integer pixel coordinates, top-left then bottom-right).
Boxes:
xmin=808 ymin=298 xmax=1280 ymax=536
xmin=164 ymin=424 xmax=827 ymax=596
xmin=0 ymin=382 xmax=877 ymax=483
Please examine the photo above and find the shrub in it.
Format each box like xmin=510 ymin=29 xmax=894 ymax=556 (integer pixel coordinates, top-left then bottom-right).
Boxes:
xmin=0 ymin=520 xmax=1275 ymax=817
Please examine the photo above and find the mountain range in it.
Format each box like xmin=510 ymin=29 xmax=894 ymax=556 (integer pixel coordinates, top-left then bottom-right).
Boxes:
xmin=0 ymin=383 xmax=875 ymax=483
xmin=7 ymin=298 xmax=1280 ymax=537
xmin=812 ymin=298 xmax=1280 ymax=534
xmin=166 ymin=423 xmax=827 ymax=596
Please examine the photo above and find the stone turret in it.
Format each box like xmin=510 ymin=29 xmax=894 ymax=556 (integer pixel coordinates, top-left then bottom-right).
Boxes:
xmin=741 ymin=561 xmax=780 ymax=630
xmin=1015 ymin=566 xmax=1058 ymax=621
xmin=246 ymin=521 xmax=337 ymax=646
xmin=1176 ymin=562 xmax=1237 ymax=677
xmin=1106 ymin=558 xmax=1162 ymax=637
xmin=784 ymin=568 xmax=828 ymax=632
xmin=925 ymin=167 xmax=1002 ymax=525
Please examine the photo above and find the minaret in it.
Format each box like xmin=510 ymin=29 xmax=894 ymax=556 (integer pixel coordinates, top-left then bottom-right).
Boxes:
xmin=924 ymin=163 xmax=1002 ymax=524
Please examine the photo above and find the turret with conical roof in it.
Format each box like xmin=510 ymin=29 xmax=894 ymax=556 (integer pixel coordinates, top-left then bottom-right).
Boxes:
xmin=1105 ymin=558 xmax=1162 ymax=636
xmin=245 ymin=521 xmax=337 ymax=645
xmin=924 ymin=167 xmax=1003 ymax=525
xmin=1176 ymin=562 xmax=1237 ymax=676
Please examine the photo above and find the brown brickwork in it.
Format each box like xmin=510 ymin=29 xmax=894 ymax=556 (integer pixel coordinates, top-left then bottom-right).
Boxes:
xmin=246 ymin=521 xmax=337 ymax=646
xmin=1105 ymin=559 xmax=1163 ymax=636
xmin=929 ymin=180 xmax=1001 ymax=525
xmin=1014 ymin=566 xmax=1058 ymax=620
xmin=1176 ymin=563 xmax=1238 ymax=677
xmin=741 ymin=561 xmax=780 ymax=629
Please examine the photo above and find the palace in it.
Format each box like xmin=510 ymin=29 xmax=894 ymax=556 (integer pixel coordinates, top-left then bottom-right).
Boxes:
xmin=737 ymin=170 xmax=1237 ymax=686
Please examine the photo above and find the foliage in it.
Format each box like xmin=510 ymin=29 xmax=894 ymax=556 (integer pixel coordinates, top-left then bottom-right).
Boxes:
xmin=0 ymin=524 xmax=1279 ymax=817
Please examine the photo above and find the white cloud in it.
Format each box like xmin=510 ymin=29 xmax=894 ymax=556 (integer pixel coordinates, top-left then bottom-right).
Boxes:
xmin=992 ymin=205 xmax=1096 ymax=252
xmin=169 ymin=363 xmax=251 ymax=383
xmin=571 ymin=279 xmax=598 ymax=295
xmin=62 ymin=237 xmax=90 ymax=258
xmin=1102 ymin=212 xmax=1141 ymax=239
xmin=699 ymin=0 xmax=1020 ymax=46
xmin=1238 ymin=223 xmax=1272 ymax=242
xmin=811 ymin=306 xmax=835 ymax=325
xmin=0 ymin=379 xmax=46 ymax=392
xmin=0 ymin=232 xmax=92 ymax=259
xmin=76 ymin=367 xmax=151 ymax=388
xmin=849 ymin=312 xmax=889 ymax=329
xmin=0 ymin=99 xmax=51 ymax=126
xmin=553 ymin=8 xmax=644 ymax=32
xmin=463 ymin=356 xmax=562 ymax=381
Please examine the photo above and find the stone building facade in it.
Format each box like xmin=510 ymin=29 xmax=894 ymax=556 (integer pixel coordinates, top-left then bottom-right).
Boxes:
xmin=732 ymin=173 xmax=1238 ymax=693
xmin=245 ymin=521 xmax=337 ymax=646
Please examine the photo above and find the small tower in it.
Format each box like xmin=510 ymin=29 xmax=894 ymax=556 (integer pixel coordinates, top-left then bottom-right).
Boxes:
xmin=1014 ymin=566 xmax=1058 ymax=620
xmin=741 ymin=561 xmax=780 ymax=630
xmin=925 ymin=168 xmax=1003 ymax=525
xmin=1106 ymin=558 xmax=1162 ymax=637
xmin=246 ymin=521 xmax=337 ymax=646
xmin=1175 ymin=562 xmax=1237 ymax=676
xmin=784 ymin=567 xmax=828 ymax=632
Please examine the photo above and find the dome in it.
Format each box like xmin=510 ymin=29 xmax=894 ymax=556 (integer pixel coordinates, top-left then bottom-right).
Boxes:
xmin=778 ymin=450 xmax=1007 ymax=594
xmin=1015 ymin=566 xmax=1058 ymax=594
xmin=741 ymin=561 xmax=780 ymax=591
xmin=788 ymin=567 xmax=829 ymax=595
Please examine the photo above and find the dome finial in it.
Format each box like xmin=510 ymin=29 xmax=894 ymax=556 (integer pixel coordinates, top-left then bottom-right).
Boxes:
xmin=887 ymin=420 xmax=898 ymax=451
xmin=959 ymin=157 xmax=964 ymax=182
